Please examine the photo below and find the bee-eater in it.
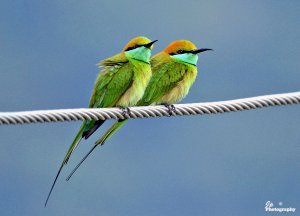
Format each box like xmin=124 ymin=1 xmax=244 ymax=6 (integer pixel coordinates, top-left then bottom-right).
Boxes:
xmin=45 ymin=36 xmax=157 ymax=206
xmin=65 ymin=40 xmax=212 ymax=181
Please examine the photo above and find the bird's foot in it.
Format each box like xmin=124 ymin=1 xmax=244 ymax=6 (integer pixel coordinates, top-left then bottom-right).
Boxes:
xmin=119 ymin=107 xmax=131 ymax=117
xmin=162 ymin=103 xmax=176 ymax=116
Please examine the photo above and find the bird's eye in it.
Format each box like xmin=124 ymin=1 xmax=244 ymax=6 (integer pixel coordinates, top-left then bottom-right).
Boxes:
xmin=177 ymin=50 xmax=184 ymax=54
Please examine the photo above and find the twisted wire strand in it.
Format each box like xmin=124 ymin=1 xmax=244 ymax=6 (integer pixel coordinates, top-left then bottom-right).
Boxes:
xmin=0 ymin=91 xmax=299 ymax=125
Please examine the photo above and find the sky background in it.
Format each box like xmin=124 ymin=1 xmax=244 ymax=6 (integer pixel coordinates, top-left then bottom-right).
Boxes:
xmin=0 ymin=0 xmax=300 ymax=215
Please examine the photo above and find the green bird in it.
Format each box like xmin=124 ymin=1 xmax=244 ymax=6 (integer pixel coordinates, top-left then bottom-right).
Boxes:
xmin=65 ymin=40 xmax=212 ymax=181
xmin=45 ymin=36 xmax=157 ymax=206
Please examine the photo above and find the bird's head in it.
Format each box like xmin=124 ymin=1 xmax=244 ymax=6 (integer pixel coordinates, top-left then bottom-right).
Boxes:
xmin=123 ymin=36 xmax=158 ymax=64
xmin=164 ymin=40 xmax=212 ymax=66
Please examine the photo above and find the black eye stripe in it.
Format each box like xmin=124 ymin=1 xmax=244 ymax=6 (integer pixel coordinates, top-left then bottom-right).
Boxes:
xmin=125 ymin=44 xmax=142 ymax=51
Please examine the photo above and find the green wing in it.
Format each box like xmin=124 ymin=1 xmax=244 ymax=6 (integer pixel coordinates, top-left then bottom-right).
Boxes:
xmin=89 ymin=63 xmax=134 ymax=108
xmin=140 ymin=62 xmax=185 ymax=105
xmin=83 ymin=62 xmax=134 ymax=134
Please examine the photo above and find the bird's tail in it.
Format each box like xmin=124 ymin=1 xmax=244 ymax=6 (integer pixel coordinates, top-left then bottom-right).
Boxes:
xmin=44 ymin=123 xmax=85 ymax=207
xmin=66 ymin=119 xmax=128 ymax=181
xmin=95 ymin=119 xmax=128 ymax=145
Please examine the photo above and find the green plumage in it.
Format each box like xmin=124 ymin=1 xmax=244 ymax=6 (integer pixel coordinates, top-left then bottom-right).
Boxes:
xmin=90 ymin=52 xmax=198 ymax=148
xmin=139 ymin=61 xmax=192 ymax=105
xmin=65 ymin=40 xmax=205 ymax=181
xmin=89 ymin=63 xmax=133 ymax=108
xmin=45 ymin=36 xmax=155 ymax=207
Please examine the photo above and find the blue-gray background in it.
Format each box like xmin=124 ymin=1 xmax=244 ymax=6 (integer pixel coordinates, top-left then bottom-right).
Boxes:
xmin=0 ymin=1 xmax=299 ymax=215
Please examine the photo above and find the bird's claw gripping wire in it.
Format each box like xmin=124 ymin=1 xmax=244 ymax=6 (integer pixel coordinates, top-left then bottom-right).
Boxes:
xmin=163 ymin=103 xmax=176 ymax=116
xmin=119 ymin=107 xmax=131 ymax=117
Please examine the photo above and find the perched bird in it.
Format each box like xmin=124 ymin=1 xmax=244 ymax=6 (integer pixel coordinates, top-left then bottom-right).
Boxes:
xmin=45 ymin=36 xmax=157 ymax=206
xmin=66 ymin=40 xmax=212 ymax=181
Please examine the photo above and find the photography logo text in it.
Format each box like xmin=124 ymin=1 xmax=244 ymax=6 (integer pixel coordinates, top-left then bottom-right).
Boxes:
xmin=265 ymin=201 xmax=296 ymax=213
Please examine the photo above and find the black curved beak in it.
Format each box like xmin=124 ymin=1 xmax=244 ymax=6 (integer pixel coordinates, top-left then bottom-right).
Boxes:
xmin=144 ymin=40 xmax=158 ymax=48
xmin=191 ymin=48 xmax=213 ymax=54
